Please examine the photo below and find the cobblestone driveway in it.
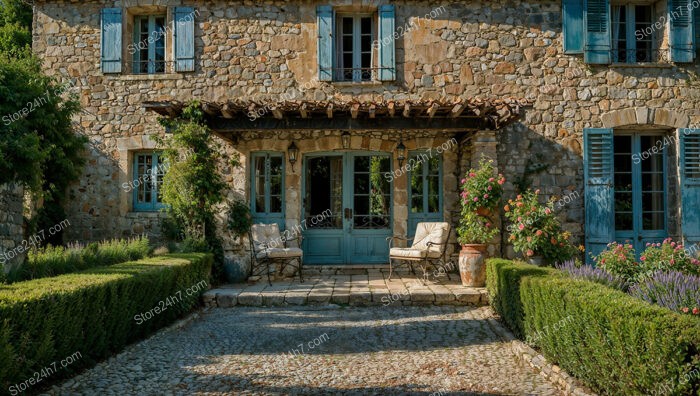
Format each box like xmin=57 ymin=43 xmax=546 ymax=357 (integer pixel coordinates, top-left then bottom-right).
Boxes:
xmin=47 ymin=306 xmax=561 ymax=396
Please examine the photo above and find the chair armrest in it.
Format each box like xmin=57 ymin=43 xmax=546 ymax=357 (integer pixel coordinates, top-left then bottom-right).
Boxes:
xmin=284 ymin=234 xmax=303 ymax=247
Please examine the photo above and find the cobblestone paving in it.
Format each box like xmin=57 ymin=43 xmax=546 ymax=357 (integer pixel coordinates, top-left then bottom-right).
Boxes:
xmin=47 ymin=306 xmax=561 ymax=396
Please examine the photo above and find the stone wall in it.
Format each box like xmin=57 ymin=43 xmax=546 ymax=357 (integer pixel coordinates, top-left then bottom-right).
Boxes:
xmin=33 ymin=0 xmax=700 ymax=260
xmin=0 ymin=184 xmax=25 ymax=274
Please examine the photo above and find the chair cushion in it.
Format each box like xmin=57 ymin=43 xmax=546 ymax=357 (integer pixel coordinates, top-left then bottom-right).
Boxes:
xmin=256 ymin=247 xmax=303 ymax=259
xmin=411 ymin=222 xmax=450 ymax=254
xmin=390 ymin=247 xmax=427 ymax=259
xmin=251 ymin=223 xmax=283 ymax=250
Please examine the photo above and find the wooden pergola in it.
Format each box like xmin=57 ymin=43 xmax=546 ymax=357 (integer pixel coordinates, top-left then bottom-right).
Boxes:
xmin=143 ymin=97 xmax=527 ymax=136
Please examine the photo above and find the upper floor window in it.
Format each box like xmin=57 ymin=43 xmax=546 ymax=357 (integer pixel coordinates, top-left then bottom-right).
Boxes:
xmin=133 ymin=152 xmax=166 ymax=211
xmin=317 ymin=5 xmax=396 ymax=82
xmin=562 ymin=0 xmax=696 ymax=64
xmin=336 ymin=15 xmax=375 ymax=82
xmin=612 ymin=4 xmax=654 ymax=63
xmin=133 ymin=15 xmax=167 ymax=74
xmin=100 ymin=7 xmax=196 ymax=75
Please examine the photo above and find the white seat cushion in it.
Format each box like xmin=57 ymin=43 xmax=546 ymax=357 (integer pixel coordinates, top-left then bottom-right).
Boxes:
xmin=411 ymin=222 xmax=450 ymax=255
xmin=257 ymin=247 xmax=303 ymax=259
xmin=390 ymin=248 xmax=427 ymax=259
xmin=251 ymin=223 xmax=283 ymax=250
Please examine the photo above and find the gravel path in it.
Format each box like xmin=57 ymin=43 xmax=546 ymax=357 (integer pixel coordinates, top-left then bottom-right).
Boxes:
xmin=46 ymin=306 xmax=561 ymax=396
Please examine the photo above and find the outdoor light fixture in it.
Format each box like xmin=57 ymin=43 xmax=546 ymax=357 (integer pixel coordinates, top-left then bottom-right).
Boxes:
xmin=288 ymin=141 xmax=299 ymax=172
xmin=341 ymin=131 xmax=351 ymax=149
xmin=396 ymin=139 xmax=406 ymax=168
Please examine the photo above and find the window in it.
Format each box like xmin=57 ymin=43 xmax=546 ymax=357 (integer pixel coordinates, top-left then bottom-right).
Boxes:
xmin=133 ymin=15 xmax=167 ymax=74
xmin=407 ymin=152 xmax=443 ymax=240
xmin=611 ymin=4 xmax=654 ymax=63
xmin=251 ymin=153 xmax=285 ymax=227
xmin=336 ymin=15 xmax=375 ymax=82
xmin=133 ymin=152 xmax=166 ymax=211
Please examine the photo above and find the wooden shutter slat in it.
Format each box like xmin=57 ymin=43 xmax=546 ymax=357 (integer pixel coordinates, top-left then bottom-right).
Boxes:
xmin=584 ymin=128 xmax=615 ymax=262
xmin=317 ymin=5 xmax=334 ymax=82
xmin=174 ymin=7 xmax=196 ymax=72
xmin=670 ymin=0 xmax=694 ymax=62
xmin=377 ymin=4 xmax=396 ymax=81
xmin=584 ymin=0 xmax=611 ymax=64
xmin=101 ymin=8 xmax=122 ymax=73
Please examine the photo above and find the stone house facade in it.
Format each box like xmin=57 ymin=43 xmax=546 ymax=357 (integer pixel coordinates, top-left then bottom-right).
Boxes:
xmin=29 ymin=0 xmax=700 ymax=275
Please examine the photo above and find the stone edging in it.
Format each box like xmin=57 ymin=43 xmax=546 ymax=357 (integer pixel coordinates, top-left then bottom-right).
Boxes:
xmin=483 ymin=309 xmax=598 ymax=396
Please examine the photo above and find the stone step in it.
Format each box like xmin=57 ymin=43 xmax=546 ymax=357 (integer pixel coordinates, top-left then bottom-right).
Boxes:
xmin=203 ymin=282 xmax=489 ymax=308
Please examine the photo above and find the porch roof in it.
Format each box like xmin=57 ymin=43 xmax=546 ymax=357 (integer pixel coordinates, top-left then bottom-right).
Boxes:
xmin=143 ymin=97 xmax=527 ymax=133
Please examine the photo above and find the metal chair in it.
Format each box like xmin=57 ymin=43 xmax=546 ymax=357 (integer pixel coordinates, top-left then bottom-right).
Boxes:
xmin=387 ymin=222 xmax=451 ymax=280
xmin=249 ymin=223 xmax=304 ymax=285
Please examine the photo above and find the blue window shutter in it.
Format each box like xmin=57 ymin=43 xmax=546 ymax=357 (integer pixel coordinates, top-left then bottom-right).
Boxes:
xmin=101 ymin=8 xmax=122 ymax=73
xmin=584 ymin=0 xmax=611 ymax=64
xmin=670 ymin=0 xmax=694 ymax=63
xmin=174 ymin=7 xmax=196 ymax=72
xmin=680 ymin=129 xmax=700 ymax=248
xmin=378 ymin=5 xmax=396 ymax=81
xmin=584 ymin=128 xmax=614 ymax=263
xmin=563 ymin=0 xmax=584 ymax=54
xmin=317 ymin=5 xmax=334 ymax=82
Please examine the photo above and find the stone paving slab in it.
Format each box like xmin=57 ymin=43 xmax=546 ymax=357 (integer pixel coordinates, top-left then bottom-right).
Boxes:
xmin=45 ymin=306 xmax=561 ymax=395
xmin=204 ymin=269 xmax=488 ymax=308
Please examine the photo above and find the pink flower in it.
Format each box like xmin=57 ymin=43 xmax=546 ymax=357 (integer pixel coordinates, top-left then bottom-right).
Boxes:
xmin=473 ymin=197 xmax=479 ymax=202
xmin=498 ymin=178 xmax=505 ymax=185
xmin=544 ymin=208 xmax=551 ymax=215
xmin=487 ymin=186 xmax=493 ymax=191
xmin=485 ymin=222 xmax=491 ymax=228
xmin=517 ymin=217 xmax=522 ymax=222
xmin=483 ymin=194 xmax=489 ymax=199
xmin=518 ymin=224 xmax=525 ymax=231
xmin=461 ymin=178 xmax=467 ymax=184
xmin=640 ymin=256 xmax=646 ymax=261
xmin=535 ymin=230 xmax=543 ymax=236
xmin=488 ymin=177 xmax=495 ymax=182
xmin=469 ymin=172 xmax=476 ymax=177
xmin=526 ymin=249 xmax=534 ymax=257
xmin=682 ymin=307 xmax=690 ymax=314
xmin=694 ymin=308 xmax=699 ymax=315
xmin=671 ymin=242 xmax=676 ymax=247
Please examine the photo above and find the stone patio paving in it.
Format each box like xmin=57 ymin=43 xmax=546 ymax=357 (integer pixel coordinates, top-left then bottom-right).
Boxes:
xmin=45 ymin=306 xmax=562 ymax=395
xmin=203 ymin=267 xmax=488 ymax=308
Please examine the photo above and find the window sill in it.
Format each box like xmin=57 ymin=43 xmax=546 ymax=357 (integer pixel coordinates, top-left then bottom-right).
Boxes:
xmin=126 ymin=211 xmax=166 ymax=217
xmin=609 ymin=63 xmax=674 ymax=69
xmin=106 ymin=74 xmax=184 ymax=81
xmin=331 ymin=80 xmax=385 ymax=86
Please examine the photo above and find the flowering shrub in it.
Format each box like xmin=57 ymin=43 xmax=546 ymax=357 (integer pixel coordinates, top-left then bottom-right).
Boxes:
xmin=629 ymin=270 xmax=700 ymax=316
xmin=459 ymin=158 xmax=505 ymax=212
xmin=639 ymin=238 xmax=700 ymax=276
xmin=593 ymin=242 xmax=638 ymax=281
xmin=556 ymin=260 xmax=629 ymax=291
xmin=457 ymin=211 xmax=499 ymax=245
xmin=503 ymin=189 xmax=577 ymax=264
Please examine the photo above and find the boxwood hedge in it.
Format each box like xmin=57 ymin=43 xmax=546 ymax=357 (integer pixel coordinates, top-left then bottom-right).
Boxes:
xmin=0 ymin=253 xmax=212 ymax=394
xmin=487 ymin=258 xmax=700 ymax=395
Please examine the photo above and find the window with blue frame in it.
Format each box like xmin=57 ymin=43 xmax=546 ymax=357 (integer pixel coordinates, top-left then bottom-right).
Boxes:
xmin=133 ymin=152 xmax=166 ymax=211
xmin=133 ymin=15 xmax=166 ymax=74
xmin=251 ymin=153 xmax=285 ymax=227
xmin=407 ymin=152 xmax=443 ymax=238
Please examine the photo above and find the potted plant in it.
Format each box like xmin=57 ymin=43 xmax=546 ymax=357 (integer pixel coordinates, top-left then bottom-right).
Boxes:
xmin=457 ymin=211 xmax=499 ymax=286
xmin=503 ymin=189 xmax=577 ymax=265
xmin=456 ymin=159 xmax=505 ymax=286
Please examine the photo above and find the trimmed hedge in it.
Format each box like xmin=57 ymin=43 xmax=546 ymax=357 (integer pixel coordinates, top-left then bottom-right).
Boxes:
xmin=0 ymin=253 xmax=212 ymax=394
xmin=487 ymin=259 xmax=700 ymax=395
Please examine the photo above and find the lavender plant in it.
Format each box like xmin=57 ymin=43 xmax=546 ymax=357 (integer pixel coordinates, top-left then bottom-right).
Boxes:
xmin=556 ymin=260 xmax=630 ymax=291
xmin=629 ymin=270 xmax=700 ymax=316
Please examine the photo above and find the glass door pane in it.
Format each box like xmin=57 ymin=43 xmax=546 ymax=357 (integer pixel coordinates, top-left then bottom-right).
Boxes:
xmin=353 ymin=156 xmax=391 ymax=229
xmin=613 ymin=135 xmax=633 ymax=231
xmin=640 ymin=135 xmax=665 ymax=231
xmin=305 ymin=156 xmax=343 ymax=229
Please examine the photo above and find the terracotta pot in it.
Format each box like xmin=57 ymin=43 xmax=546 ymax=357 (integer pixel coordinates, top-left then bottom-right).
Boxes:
xmin=459 ymin=244 xmax=488 ymax=287
xmin=476 ymin=207 xmax=491 ymax=217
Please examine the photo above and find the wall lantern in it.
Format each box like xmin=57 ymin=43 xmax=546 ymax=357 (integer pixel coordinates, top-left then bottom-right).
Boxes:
xmin=396 ymin=139 xmax=407 ymax=168
xmin=288 ymin=141 xmax=299 ymax=172
xmin=341 ymin=131 xmax=351 ymax=149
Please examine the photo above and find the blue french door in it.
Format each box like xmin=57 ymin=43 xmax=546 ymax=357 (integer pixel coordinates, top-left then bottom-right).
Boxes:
xmin=613 ymin=133 xmax=668 ymax=253
xmin=302 ymin=152 xmax=392 ymax=264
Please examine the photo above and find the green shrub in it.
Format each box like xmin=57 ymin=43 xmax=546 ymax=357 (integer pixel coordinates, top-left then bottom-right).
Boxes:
xmin=7 ymin=236 xmax=151 ymax=283
xmin=0 ymin=253 xmax=212 ymax=393
xmin=487 ymin=259 xmax=700 ymax=395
